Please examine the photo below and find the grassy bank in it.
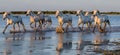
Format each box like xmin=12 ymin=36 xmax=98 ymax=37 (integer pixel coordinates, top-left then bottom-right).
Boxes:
xmin=0 ymin=11 xmax=120 ymax=15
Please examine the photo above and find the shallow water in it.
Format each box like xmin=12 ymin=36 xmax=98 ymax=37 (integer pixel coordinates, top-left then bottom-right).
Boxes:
xmin=0 ymin=15 xmax=120 ymax=55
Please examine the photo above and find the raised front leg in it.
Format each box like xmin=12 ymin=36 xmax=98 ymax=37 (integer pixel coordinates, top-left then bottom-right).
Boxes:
xmin=3 ymin=24 xmax=9 ymax=34
xmin=30 ymin=22 xmax=34 ymax=29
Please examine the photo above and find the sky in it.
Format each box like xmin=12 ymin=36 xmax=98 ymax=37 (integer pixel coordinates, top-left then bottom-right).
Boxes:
xmin=0 ymin=0 xmax=120 ymax=12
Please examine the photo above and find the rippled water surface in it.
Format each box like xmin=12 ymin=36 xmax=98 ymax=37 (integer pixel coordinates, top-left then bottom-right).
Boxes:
xmin=0 ymin=15 xmax=120 ymax=55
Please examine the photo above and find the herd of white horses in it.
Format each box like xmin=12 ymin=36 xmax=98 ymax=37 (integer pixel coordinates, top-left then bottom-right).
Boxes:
xmin=2 ymin=10 xmax=111 ymax=33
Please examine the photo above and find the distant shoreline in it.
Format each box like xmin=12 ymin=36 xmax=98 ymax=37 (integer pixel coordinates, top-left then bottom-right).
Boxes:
xmin=0 ymin=11 xmax=120 ymax=15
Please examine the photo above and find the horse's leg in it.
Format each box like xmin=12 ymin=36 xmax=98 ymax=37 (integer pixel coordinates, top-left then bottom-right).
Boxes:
xmin=3 ymin=24 xmax=9 ymax=34
xmin=38 ymin=20 xmax=43 ymax=30
xmin=66 ymin=23 xmax=69 ymax=32
xmin=60 ymin=22 xmax=64 ymax=32
xmin=89 ymin=22 xmax=93 ymax=31
xmin=103 ymin=22 xmax=106 ymax=31
xmin=69 ymin=22 xmax=74 ymax=31
xmin=78 ymin=22 xmax=82 ymax=31
xmin=30 ymin=22 xmax=34 ymax=29
xmin=82 ymin=23 xmax=84 ymax=31
xmin=86 ymin=23 xmax=90 ymax=31
xmin=17 ymin=23 xmax=20 ymax=31
xmin=47 ymin=22 xmax=52 ymax=29
xmin=43 ymin=21 xmax=46 ymax=29
xmin=13 ymin=23 xmax=15 ymax=31
xmin=34 ymin=22 xmax=37 ymax=30
xmin=20 ymin=21 xmax=26 ymax=32
xmin=93 ymin=23 xmax=97 ymax=32
xmin=98 ymin=23 xmax=104 ymax=33
xmin=107 ymin=20 xmax=111 ymax=32
xmin=90 ymin=22 xmax=93 ymax=28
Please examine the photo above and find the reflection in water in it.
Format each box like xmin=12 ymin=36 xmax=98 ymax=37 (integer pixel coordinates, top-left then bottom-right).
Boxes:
xmin=76 ymin=33 xmax=91 ymax=55
xmin=56 ymin=33 xmax=63 ymax=55
xmin=93 ymin=33 xmax=109 ymax=50
xmin=76 ymin=33 xmax=83 ymax=55
xmin=4 ymin=33 xmax=24 ymax=55
xmin=29 ymin=32 xmax=46 ymax=55
xmin=56 ymin=33 xmax=73 ymax=55
xmin=63 ymin=33 xmax=72 ymax=50
xmin=30 ymin=32 xmax=45 ymax=40
xmin=5 ymin=33 xmax=24 ymax=41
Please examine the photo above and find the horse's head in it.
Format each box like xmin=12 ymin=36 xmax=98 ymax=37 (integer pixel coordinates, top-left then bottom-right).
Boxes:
xmin=85 ymin=11 xmax=89 ymax=16
xmin=55 ymin=10 xmax=63 ymax=18
xmin=26 ymin=10 xmax=32 ymax=16
xmin=76 ymin=10 xmax=84 ymax=16
xmin=93 ymin=10 xmax=100 ymax=15
xmin=3 ymin=12 xmax=10 ymax=20
xmin=37 ymin=11 xmax=42 ymax=15
xmin=55 ymin=10 xmax=60 ymax=18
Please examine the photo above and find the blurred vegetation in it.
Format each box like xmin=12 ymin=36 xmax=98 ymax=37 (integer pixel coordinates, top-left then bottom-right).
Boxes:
xmin=0 ymin=10 xmax=120 ymax=15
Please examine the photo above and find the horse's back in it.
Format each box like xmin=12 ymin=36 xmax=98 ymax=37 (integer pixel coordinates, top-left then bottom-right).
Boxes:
xmin=12 ymin=16 xmax=22 ymax=23
xmin=38 ymin=14 xmax=45 ymax=20
xmin=45 ymin=15 xmax=52 ymax=22
xmin=63 ymin=14 xmax=72 ymax=22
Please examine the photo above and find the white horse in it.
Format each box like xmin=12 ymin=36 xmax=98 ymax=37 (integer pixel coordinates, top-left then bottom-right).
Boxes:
xmin=92 ymin=10 xmax=111 ymax=32
xmin=37 ymin=11 xmax=52 ymax=29
xmin=2 ymin=12 xmax=26 ymax=33
xmin=26 ymin=10 xmax=41 ymax=29
xmin=76 ymin=10 xmax=92 ymax=31
xmin=55 ymin=10 xmax=73 ymax=31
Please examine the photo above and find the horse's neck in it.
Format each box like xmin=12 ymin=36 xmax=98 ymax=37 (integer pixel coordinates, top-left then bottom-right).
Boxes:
xmin=30 ymin=12 xmax=36 ymax=17
xmin=79 ymin=14 xmax=84 ymax=19
xmin=57 ymin=16 xmax=63 ymax=22
xmin=7 ymin=14 xmax=13 ymax=19
xmin=59 ymin=12 xmax=63 ymax=17
xmin=94 ymin=15 xmax=100 ymax=21
xmin=78 ymin=15 xmax=83 ymax=21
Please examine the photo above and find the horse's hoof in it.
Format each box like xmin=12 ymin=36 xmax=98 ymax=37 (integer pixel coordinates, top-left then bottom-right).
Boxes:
xmin=2 ymin=32 xmax=5 ymax=34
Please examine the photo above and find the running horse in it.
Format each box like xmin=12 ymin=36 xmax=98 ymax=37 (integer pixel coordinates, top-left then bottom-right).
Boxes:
xmin=55 ymin=10 xmax=73 ymax=32
xmin=37 ymin=11 xmax=52 ymax=29
xmin=92 ymin=10 xmax=111 ymax=32
xmin=26 ymin=10 xmax=41 ymax=30
xmin=76 ymin=10 xmax=92 ymax=31
xmin=2 ymin=12 xmax=26 ymax=34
